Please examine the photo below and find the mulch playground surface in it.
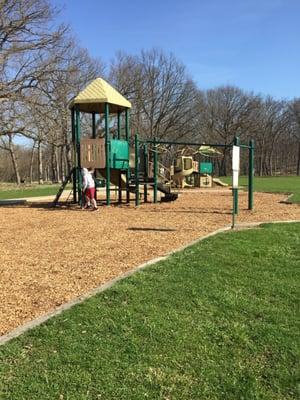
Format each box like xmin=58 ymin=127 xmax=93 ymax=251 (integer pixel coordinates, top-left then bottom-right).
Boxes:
xmin=1 ymin=189 xmax=300 ymax=336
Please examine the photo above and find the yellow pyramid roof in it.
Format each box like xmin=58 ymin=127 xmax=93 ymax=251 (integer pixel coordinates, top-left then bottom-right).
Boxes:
xmin=70 ymin=78 xmax=131 ymax=113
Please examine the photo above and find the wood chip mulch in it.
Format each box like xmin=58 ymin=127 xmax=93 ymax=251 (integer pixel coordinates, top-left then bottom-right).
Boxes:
xmin=1 ymin=189 xmax=299 ymax=336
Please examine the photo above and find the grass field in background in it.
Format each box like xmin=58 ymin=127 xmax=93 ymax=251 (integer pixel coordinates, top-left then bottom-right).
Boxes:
xmin=0 ymin=176 xmax=300 ymax=202
xmin=0 ymin=184 xmax=69 ymax=200
xmin=1 ymin=223 xmax=299 ymax=399
xmin=221 ymin=175 xmax=300 ymax=203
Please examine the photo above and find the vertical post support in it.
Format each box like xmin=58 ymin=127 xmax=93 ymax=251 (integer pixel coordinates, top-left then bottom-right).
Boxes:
xmin=92 ymin=112 xmax=96 ymax=139
xmin=125 ymin=109 xmax=130 ymax=203
xmin=248 ymin=139 xmax=254 ymax=210
xmin=233 ymin=136 xmax=240 ymax=215
xmin=105 ymin=103 xmax=110 ymax=206
xmin=144 ymin=143 xmax=148 ymax=203
xmin=117 ymin=111 xmax=121 ymax=140
xmin=153 ymin=137 xmax=158 ymax=203
xmin=135 ymin=133 xmax=139 ymax=206
xmin=71 ymin=107 xmax=77 ymax=203
xmin=92 ymin=112 xmax=98 ymax=202
xmin=75 ymin=107 xmax=82 ymax=205
xmin=117 ymin=111 xmax=122 ymax=203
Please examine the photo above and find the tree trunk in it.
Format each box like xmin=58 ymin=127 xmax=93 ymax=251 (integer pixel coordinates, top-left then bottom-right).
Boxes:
xmin=51 ymin=145 xmax=56 ymax=182
xmin=8 ymin=135 xmax=21 ymax=185
xmin=60 ymin=146 xmax=65 ymax=182
xmin=66 ymin=142 xmax=72 ymax=176
xmin=297 ymin=141 xmax=300 ymax=176
xmin=29 ymin=141 xmax=36 ymax=184
xmin=55 ymin=146 xmax=60 ymax=183
xmin=37 ymin=141 xmax=43 ymax=184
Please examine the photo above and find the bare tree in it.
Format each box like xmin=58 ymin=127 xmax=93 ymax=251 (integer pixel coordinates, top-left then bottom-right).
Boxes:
xmin=110 ymin=48 xmax=199 ymax=141
xmin=289 ymin=99 xmax=300 ymax=175
xmin=0 ymin=134 xmax=21 ymax=184
xmin=252 ymin=97 xmax=289 ymax=176
xmin=199 ymin=86 xmax=259 ymax=175
xmin=0 ymin=0 xmax=68 ymax=104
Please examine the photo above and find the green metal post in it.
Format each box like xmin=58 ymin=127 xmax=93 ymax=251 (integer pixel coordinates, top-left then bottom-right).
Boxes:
xmin=233 ymin=188 xmax=238 ymax=215
xmin=135 ymin=133 xmax=140 ymax=206
xmin=105 ymin=103 xmax=110 ymax=206
xmin=248 ymin=139 xmax=254 ymax=210
xmin=75 ymin=108 xmax=82 ymax=205
xmin=116 ymin=112 xmax=122 ymax=204
xmin=117 ymin=111 xmax=122 ymax=203
xmin=153 ymin=137 xmax=158 ymax=203
xmin=144 ymin=143 xmax=148 ymax=203
xmin=92 ymin=112 xmax=96 ymax=139
xmin=233 ymin=136 xmax=240 ymax=215
xmin=71 ymin=107 xmax=77 ymax=203
xmin=117 ymin=111 xmax=121 ymax=140
xmin=125 ymin=109 xmax=130 ymax=203
xmin=92 ymin=112 xmax=98 ymax=202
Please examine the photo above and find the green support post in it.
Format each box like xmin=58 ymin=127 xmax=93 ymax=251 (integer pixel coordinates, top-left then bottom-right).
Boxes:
xmin=248 ymin=139 xmax=254 ymax=210
xmin=117 ymin=111 xmax=122 ymax=203
xmin=71 ymin=107 xmax=77 ymax=203
xmin=105 ymin=103 xmax=110 ymax=206
xmin=233 ymin=188 xmax=238 ymax=215
xmin=153 ymin=137 xmax=158 ymax=203
xmin=144 ymin=143 xmax=148 ymax=203
xmin=92 ymin=112 xmax=98 ymax=202
xmin=92 ymin=112 xmax=96 ymax=139
xmin=75 ymin=108 xmax=82 ymax=205
xmin=117 ymin=111 xmax=121 ymax=140
xmin=125 ymin=109 xmax=130 ymax=203
xmin=233 ymin=136 xmax=240 ymax=216
xmin=135 ymin=133 xmax=139 ymax=206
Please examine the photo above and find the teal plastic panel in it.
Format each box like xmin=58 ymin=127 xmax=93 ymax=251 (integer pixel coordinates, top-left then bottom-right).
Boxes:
xmin=199 ymin=162 xmax=213 ymax=174
xmin=110 ymin=139 xmax=129 ymax=169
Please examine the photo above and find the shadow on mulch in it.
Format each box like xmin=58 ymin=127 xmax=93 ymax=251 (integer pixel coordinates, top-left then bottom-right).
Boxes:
xmin=27 ymin=201 xmax=133 ymax=211
xmin=128 ymin=227 xmax=177 ymax=232
xmin=143 ymin=208 xmax=232 ymax=215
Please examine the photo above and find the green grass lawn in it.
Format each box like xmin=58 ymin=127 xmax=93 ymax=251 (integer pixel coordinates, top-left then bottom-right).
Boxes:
xmin=1 ymin=176 xmax=300 ymax=202
xmin=0 ymin=183 xmax=68 ymax=199
xmin=221 ymin=175 xmax=300 ymax=203
xmin=1 ymin=223 xmax=299 ymax=399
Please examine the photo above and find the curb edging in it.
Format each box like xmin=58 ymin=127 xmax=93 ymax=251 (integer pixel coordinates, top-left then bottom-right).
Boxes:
xmin=1 ymin=219 xmax=300 ymax=346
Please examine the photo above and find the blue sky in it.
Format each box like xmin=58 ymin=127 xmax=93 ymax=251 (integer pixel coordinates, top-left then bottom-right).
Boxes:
xmin=52 ymin=0 xmax=300 ymax=100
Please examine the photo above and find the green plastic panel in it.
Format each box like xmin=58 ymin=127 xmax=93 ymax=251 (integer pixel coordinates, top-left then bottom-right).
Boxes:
xmin=199 ymin=162 xmax=213 ymax=174
xmin=110 ymin=139 xmax=129 ymax=169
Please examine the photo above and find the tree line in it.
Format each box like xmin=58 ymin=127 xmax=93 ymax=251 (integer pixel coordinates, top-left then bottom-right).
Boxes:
xmin=1 ymin=0 xmax=300 ymax=184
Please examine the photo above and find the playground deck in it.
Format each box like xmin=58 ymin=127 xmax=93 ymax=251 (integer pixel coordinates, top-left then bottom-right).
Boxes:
xmin=1 ymin=189 xmax=300 ymax=336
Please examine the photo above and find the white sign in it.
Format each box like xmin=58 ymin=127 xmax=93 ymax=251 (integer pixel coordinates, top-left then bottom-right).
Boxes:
xmin=232 ymin=145 xmax=240 ymax=189
xmin=232 ymin=145 xmax=240 ymax=171
xmin=232 ymin=170 xmax=239 ymax=188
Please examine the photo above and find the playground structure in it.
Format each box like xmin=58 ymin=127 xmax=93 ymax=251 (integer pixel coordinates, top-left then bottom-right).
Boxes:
xmin=57 ymin=78 xmax=255 ymax=211
xmin=171 ymin=145 xmax=228 ymax=189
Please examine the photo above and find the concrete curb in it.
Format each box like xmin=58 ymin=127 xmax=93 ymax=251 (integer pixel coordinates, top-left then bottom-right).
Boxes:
xmin=1 ymin=219 xmax=300 ymax=346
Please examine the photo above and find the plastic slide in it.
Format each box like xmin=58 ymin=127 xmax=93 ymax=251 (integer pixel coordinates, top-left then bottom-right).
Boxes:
xmin=212 ymin=177 xmax=229 ymax=187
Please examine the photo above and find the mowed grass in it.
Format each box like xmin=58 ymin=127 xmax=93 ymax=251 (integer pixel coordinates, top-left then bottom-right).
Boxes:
xmin=221 ymin=175 xmax=300 ymax=203
xmin=0 ymin=183 xmax=68 ymax=199
xmin=1 ymin=176 xmax=299 ymax=202
xmin=1 ymin=223 xmax=299 ymax=399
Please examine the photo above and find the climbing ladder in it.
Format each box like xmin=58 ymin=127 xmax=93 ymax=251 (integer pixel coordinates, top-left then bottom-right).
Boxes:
xmin=52 ymin=168 xmax=75 ymax=207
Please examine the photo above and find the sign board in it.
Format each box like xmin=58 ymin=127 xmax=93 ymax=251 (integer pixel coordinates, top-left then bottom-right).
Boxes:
xmin=232 ymin=145 xmax=240 ymax=189
xmin=232 ymin=145 xmax=240 ymax=171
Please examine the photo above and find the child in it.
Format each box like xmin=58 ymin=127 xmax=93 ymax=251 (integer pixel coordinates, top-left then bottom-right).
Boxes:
xmin=81 ymin=168 xmax=90 ymax=209
xmin=82 ymin=168 xmax=98 ymax=211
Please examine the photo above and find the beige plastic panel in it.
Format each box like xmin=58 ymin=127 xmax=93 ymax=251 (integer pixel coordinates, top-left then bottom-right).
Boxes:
xmin=80 ymin=138 xmax=105 ymax=168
